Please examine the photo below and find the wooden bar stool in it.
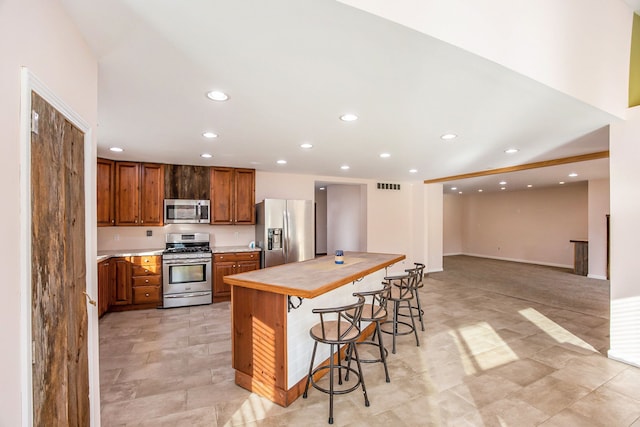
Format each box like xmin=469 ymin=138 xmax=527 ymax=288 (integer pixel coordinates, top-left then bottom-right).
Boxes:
xmin=347 ymin=283 xmax=392 ymax=382
xmin=303 ymin=296 xmax=369 ymax=424
xmin=379 ymin=270 xmax=420 ymax=353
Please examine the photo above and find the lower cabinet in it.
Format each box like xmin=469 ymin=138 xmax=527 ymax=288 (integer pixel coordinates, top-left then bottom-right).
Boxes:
xmin=100 ymin=255 xmax=162 ymax=314
xmin=213 ymin=251 xmax=260 ymax=301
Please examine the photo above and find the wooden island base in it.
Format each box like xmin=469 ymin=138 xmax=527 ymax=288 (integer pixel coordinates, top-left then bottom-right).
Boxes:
xmin=225 ymin=252 xmax=405 ymax=406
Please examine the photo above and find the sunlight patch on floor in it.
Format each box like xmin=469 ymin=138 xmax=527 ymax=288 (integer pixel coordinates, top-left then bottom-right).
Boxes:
xmin=518 ymin=307 xmax=597 ymax=352
xmin=451 ymin=322 xmax=519 ymax=373
xmin=228 ymin=394 xmax=278 ymax=425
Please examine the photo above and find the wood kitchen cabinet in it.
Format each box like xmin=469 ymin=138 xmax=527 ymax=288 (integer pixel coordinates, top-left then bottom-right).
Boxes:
xmin=213 ymin=251 xmax=260 ymax=301
xmin=97 ymin=259 xmax=111 ymax=317
xmin=115 ymin=162 xmax=164 ymax=226
xmin=164 ymin=164 xmax=210 ymax=200
xmin=110 ymin=257 xmax=132 ymax=306
xmin=97 ymin=158 xmax=115 ymax=226
xmin=210 ymin=167 xmax=255 ymax=225
xmin=130 ymin=255 xmax=162 ymax=306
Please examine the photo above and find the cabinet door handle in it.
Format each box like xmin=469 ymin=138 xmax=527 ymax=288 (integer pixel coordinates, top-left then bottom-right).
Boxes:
xmin=145 ymin=279 xmax=149 ymax=283
xmin=145 ymin=293 xmax=150 ymax=297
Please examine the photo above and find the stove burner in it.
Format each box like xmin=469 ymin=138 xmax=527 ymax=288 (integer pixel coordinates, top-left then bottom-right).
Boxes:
xmin=163 ymin=246 xmax=211 ymax=254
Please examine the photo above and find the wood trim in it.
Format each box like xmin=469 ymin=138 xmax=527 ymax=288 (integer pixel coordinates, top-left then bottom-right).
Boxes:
xmin=423 ymin=151 xmax=610 ymax=184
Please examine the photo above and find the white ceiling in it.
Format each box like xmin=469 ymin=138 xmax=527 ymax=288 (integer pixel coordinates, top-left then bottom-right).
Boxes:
xmin=60 ymin=0 xmax=615 ymax=191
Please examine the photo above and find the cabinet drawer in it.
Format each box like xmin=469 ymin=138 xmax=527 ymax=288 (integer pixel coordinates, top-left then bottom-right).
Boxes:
xmin=214 ymin=251 xmax=260 ymax=262
xmin=234 ymin=251 xmax=260 ymax=261
xmin=132 ymin=275 xmax=161 ymax=287
xmin=133 ymin=285 xmax=161 ymax=304
xmin=131 ymin=264 xmax=161 ymax=276
xmin=130 ymin=255 xmax=161 ymax=266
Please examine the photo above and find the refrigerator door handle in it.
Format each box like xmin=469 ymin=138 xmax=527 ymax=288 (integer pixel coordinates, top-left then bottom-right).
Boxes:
xmin=283 ymin=210 xmax=288 ymax=262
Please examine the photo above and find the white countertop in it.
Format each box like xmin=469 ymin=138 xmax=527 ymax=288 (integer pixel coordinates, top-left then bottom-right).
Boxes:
xmin=97 ymin=246 xmax=260 ymax=262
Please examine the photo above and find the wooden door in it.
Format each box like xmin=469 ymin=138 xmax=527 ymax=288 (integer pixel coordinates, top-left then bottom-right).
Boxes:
xmin=139 ymin=163 xmax=164 ymax=225
xmin=234 ymin=168 xmax=255 ymax=224
xmin=30 ymin=92 xmax=90 ymax=426
xmin=115 ymin=161 xmax=140 ymax=225
xmin=97 ymin=158 xmax=115 ymax=226
xmin=213 ymin=260 xmax=235 ymax=296
xmin=210 ymin=167 xmax=234 ymax=224
xmin=111 ymin=257 xmax=132 ymax=305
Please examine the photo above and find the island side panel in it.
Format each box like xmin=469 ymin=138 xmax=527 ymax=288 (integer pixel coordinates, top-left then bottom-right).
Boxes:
xmin=232 ymin=286 xmax=288 ymax=404
xmin=286 ymin=268 xmax=386 ymax=389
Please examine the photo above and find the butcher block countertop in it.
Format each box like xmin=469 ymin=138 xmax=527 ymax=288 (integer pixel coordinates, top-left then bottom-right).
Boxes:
xmin=224 ymin=251 xmax=405 ymax=298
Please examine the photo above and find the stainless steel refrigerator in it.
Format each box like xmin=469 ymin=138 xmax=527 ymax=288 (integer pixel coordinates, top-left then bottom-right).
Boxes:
xmin=255 ymin=199 xmax=314 ymax=268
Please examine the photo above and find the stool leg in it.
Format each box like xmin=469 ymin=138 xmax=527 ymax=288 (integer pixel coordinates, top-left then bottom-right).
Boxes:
xmin=303 ymin=341 xmax=318 ymax=398
xmin=375 ymin=320 xmax=390 ymax=382
xmin=392 ymin=300 xmax=399 ymax=354
xmin=415 ymin=291 xmax=425 ymax=331
xmin=329 ymin=343 xmax=335 ymax=424
xmin=406 ymin=300 xmax=420 ymax=347
xmin=351 ymin=342 xmax=370 ymax=407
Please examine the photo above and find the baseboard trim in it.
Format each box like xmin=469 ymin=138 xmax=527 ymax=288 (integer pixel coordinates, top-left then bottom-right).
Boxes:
xmin=608 ymin=349 xmax=640 ymax=368
xmin=448 ymin=253 xmax=572 ymax=270
xmin=587 ymin=273 xmax=608 ymax=280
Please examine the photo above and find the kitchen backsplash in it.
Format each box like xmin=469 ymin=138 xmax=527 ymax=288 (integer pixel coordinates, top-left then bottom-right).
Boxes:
xmin=97 ymin=224 xmax=256 ymax=251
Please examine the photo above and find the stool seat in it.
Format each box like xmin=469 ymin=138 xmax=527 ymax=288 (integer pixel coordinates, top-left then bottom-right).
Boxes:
xmin=347 ymin=304 xmax=387 ymax=322
xmin=310 ymin=321 xmax=360 ymax=342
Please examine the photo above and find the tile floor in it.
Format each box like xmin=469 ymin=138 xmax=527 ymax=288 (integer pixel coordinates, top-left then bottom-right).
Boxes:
xmin=99 ymin=257 xmax=640 ymax=426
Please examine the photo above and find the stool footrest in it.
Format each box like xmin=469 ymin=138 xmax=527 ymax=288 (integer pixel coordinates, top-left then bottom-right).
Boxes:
xmin=354 ymin=340 xmax=388 ymax=363
xmin=380 ymin=320 xmax=415 ymax=337
xmin=308 ymin=364 xmax=362 ymax=396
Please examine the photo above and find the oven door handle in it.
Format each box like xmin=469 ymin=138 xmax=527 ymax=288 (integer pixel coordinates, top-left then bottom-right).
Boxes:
xmin=164 ymin=291 xmax=211 ymax=299
xmin=163 ymin=258 xmax=211 ymax=265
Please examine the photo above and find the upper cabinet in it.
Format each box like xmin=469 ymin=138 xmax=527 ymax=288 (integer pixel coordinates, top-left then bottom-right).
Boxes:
xmin=97 ymin=158 xmax=115 ymax=226
xmin=114 ymin=162 xmax=164 ymax=226
xmin=210 ymin=167 xmax=255 ymax=225
xmin=164 ymin=164 xmax=210 ymax=200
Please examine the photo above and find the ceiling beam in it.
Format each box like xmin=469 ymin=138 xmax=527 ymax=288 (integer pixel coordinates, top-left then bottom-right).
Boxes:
xmin=423 ymin=151 xmax=610 ymax=184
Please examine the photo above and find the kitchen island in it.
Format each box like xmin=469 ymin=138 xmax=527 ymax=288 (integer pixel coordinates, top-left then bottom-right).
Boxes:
xmin=223 ymin=251 xmax=405 ymax=406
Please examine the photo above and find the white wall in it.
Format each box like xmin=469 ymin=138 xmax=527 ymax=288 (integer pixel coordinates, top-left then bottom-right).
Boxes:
xmin=314 ymin=188 xmax=328 ymax=254
xmin=339 ymin=0 xmax=631 ymax=119
xmin=326 ymin=184 xmax=365 ymax=253
xmin=0 ymin=0 xmax=98 ymax=425
xmin=443 ymin=193 xmax=463 ymax=255
xmin=588 ymin=179 xmax=610 ymax=279
xmin=609 ymin=109 xmax=640 ymax=367
xmin=455 ymin=184 xmax=588 ymax=268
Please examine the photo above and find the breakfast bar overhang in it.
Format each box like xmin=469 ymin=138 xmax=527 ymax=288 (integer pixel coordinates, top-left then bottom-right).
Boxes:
xmin=224 ymin=251 xmax=405 ymax=406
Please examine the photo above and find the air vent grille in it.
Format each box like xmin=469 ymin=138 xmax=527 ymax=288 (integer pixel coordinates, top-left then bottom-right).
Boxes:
xmin=377 ymin=183 xmax=401 ymax=190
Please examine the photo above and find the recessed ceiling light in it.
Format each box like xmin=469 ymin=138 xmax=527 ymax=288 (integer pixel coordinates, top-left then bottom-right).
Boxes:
xmin=277 ymin=159 xmax=287 ymax=165
xmin=319 ymin=187 xmax=326 ymax=191
xmin=451 ymin=187 xmax=457 ymax=190
xmin=300 ymin=143 xmax=313 ymax=149
xmin=440 ymin=133 xmax=457 ymax=140
xmin=499 ymin=181 xmax=507 ymax=185
xmin=379 ymin=153 xmax=391 ymax=158
xmin=504 ymin=148 xmax=519 ymax=154
xmin=202 ymin=132 xmax=218 ymax=139
xmin=458 ymin=191 xmax=463 ymax=194
xmin=568 ymin=173 xmax=578 ymax=177
xmin=501 ymin=187 xmax=506 ymax=190
xmin=527 ymin=184 xmax=533 ymax=188
xmin=478 ymin=189 xmax=483 ymax=192
xmin=340 ymin=113 xmax=358 ymax=122
xmin=559 ymin=181 xmax=565 ymax=185
xmin=206 ymin=90 xmax=229 ymax=101
xmin=409 ymin=169 xmax=418 ymax=173
xmin=109 ymin=147 xmax=124 ymax=152
xmin=201 ymin=153 xmax=212 ymax=158
xmin=341 ymin=165 xmax=350 ymax=170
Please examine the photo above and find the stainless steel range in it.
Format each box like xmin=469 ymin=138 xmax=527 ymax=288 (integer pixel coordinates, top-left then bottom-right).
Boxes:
xmin=162 ymin=232 xmax=212 ymax=308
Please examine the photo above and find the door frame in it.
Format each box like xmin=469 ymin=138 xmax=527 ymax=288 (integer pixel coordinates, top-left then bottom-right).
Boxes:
xmin=19 ymin=68 xmax=99 ymax=426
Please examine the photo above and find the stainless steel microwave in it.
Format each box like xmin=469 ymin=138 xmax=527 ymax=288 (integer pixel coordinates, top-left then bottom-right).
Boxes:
xmin=164 ymin=199 xmax=210 ymax=224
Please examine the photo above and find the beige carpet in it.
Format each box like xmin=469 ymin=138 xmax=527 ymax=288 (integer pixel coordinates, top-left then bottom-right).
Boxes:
xmin=434 ymin=255 xmax=610 ymax=319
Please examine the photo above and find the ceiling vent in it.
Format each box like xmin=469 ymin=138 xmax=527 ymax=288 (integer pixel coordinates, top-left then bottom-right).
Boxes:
xmin=377 ymin=183 xmax=401 ymax=190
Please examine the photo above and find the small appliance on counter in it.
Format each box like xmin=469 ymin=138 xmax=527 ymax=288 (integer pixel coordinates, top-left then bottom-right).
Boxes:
xmin=164 ymin=199 xmax=210 ymax=224
xmin=162 ymin=232 xmax=212 ymax=308
xmin=255 ymin=199 xmax=314 ymax=268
